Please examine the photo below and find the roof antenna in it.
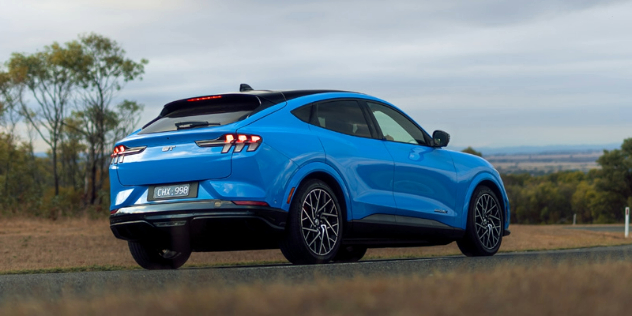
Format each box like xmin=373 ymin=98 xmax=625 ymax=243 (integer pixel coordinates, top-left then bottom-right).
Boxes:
xmin=240 ymin=83 xmax=254 ymax=92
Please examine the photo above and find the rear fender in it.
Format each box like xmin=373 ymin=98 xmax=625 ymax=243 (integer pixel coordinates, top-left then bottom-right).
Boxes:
xmin=281 ymin=162 xmax=352 ymax=221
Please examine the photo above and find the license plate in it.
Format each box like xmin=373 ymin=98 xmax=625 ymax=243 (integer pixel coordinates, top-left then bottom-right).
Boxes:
xmin=152 ymin=183 xmax=191 ymax=200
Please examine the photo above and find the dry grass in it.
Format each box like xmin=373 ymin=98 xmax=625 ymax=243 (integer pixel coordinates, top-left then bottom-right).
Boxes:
xmin=3 ymin=260 xmax=632 ymax=315
xmin=1 ymin=217 xmax=631 ymax=273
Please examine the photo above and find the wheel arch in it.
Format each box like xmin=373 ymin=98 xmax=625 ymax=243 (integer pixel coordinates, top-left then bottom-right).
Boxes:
xmin=460 ymin=173 xmax=510 ymax=230
xmin=281 ymin=162 xmax=352 ymax=223
xmin=300 ymin=172 xmax=348 ymax=224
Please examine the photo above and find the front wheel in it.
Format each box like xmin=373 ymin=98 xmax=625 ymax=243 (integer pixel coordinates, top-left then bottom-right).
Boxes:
xmin=280 ymin=179 xmax=344 ymax=264
xmin=128 ymin=241 xmax=191 ymax=270
xmin=457 ymin=186 xmax=504 ymax=257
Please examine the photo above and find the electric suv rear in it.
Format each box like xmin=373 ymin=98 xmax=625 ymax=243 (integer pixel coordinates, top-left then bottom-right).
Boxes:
xmin=110 ymin=84 xmax=510 ymax=269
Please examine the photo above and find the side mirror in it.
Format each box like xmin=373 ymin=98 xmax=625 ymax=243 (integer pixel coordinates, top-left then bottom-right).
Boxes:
xmin=432 ymin=130 xmax=450 ymax=148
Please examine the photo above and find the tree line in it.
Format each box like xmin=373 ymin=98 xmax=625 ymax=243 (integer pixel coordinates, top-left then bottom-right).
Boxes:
xmin=0 ymin=33 xmax=147 ymax=217
xmin=493 ymin=139 xmax=631 ymax=224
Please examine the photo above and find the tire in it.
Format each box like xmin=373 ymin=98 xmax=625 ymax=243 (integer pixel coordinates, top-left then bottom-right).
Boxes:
xmin=457 ymin=186 xmax=504 ymax=257
xmin=280 ymin=179 xmax=344 ymax=264
xmin=332 ymin=245 xmax=367 ymax=263
xmin=128 ymin=241 xmax=191 ymax=270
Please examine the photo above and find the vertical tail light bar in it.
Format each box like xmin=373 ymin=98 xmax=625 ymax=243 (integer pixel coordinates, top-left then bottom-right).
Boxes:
xmin=111 ymin=145 xmax=147 ymax=164
xmin=196 ymin=134 xmax=262 ymax=153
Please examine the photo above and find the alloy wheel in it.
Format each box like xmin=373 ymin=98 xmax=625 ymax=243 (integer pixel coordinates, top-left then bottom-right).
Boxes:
xmin=300 ymin=188 xmax=340 ymax=256
xmin=474 ymin=193 xmax=502 ymax=250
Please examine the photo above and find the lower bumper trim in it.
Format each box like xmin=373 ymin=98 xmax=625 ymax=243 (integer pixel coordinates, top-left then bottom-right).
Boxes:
xmin=109 ymin=201 xmax=288 ymax=251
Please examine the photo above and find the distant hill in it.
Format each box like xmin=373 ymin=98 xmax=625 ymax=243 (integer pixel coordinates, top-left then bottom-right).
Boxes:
xmin=453 ymin=143 xmax=621 ymax=156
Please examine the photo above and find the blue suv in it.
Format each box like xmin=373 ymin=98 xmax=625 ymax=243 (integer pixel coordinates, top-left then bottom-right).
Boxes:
xmin=109 ymin=84 xmax=510 ymax=269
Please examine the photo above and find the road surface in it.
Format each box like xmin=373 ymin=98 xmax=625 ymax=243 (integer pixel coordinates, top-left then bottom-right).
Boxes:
xmin=1 ymin=244 xmax=631 ymax=302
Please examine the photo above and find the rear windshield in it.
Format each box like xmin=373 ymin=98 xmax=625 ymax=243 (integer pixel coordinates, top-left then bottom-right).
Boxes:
xmin=139 ymin=97 xmax=260 ymax=134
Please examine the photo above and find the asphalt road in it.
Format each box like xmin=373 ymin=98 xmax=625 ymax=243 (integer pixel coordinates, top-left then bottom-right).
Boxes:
xmin=1 ymin=244 xmax=631 ymax=302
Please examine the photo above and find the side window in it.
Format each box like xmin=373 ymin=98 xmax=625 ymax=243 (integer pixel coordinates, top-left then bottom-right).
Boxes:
xmin=315 ymin=100 xmax=371 ymax=138
xmin=291 ymin=104 xmax=312 ymax=123
xmin=367 ymin=102 xmax=426 ymax=145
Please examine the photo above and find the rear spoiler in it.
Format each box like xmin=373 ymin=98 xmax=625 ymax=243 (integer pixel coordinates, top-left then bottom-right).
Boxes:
xmin=142 ymin=86 xmax=287 ymax=129
xmin=142 ymin=84 xmax=349 ymax=129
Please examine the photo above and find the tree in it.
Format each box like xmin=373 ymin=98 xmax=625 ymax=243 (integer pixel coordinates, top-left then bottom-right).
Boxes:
xmin=110 ymin=100 xmax=144 ymax=146
xmin=461 ymin=146 xmax=482 ymax=157
xmin=7 ymin=42 xmax=88 ymax=195
xmin=594 ymin=138 xmax=632 ymax=221
xmin=60 ymin=116 xmax=86 ymax=190
xmin=0 ymin=69 xmax=23 ymax=197
xmin=73 ymin=33 xmax=147 ymax=204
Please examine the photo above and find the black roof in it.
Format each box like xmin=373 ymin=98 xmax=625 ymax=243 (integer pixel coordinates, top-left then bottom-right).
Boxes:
xmin=232 ymin=89 xmax=352 ymax=104
xmin=161 ymin=89 xmax=351 ymax=114
xmin=142 ymin=89 xmax=356 ymax=129
xmin=158 ymin=89 xmax=352 ymax=118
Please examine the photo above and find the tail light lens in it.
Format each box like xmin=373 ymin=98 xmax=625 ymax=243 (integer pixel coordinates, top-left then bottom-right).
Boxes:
xmin=196 ymin=134 xmax=262 ymax=153
xmin=111 ymin=145 xmax=146 ymax=163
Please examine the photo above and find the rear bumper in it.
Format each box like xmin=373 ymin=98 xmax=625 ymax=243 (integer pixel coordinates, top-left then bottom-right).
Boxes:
xmin=110 ymin=200 xmax=288 ymax=251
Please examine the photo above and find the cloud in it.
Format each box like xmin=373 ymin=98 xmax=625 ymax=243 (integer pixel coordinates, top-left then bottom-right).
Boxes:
xmin=1 ymin=0 xmax=631 ymax=150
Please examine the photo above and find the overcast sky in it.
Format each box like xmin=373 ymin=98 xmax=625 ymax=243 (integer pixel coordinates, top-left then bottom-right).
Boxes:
xmin=1 ymin=0 xmax=631 ymax=151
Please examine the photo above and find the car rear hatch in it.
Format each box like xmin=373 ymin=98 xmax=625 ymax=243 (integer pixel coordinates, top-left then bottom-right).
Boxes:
xmin=114 ymin=93 xmax=283 ymax=186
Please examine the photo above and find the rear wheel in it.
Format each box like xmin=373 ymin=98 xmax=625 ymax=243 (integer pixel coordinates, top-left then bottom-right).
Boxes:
xmin=280 ymin=179 xmax=343 ymax=264
xmin=457 ymin=186 xmax=504 ymax=257
xmin=128 ymin=241 xmax=191 ymax=270
xmin=332 ymin=245 xmax=367 ymax=263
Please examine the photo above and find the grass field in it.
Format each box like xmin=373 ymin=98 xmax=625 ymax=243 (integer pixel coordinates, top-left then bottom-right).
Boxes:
xmin=2 ymin=260 xmax=632 ymax=315
xmin=1 ymin=217 xmax=630 ymax=273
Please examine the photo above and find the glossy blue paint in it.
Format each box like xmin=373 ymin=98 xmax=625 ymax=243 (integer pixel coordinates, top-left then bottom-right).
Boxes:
xmin=384 ymin=142 xmax=459 ymax=227
xmin=281 ymin=161 xmax=353 ymax=220
xmin=116 ymin=127 xmax=236 ymax=185
xmin=450 ymin=151 xmax=510 ymax=230
xmin=308 ymin=122 xmax=397 ymax=221
xmin=109 ymin=90 xmax=510 ymax=233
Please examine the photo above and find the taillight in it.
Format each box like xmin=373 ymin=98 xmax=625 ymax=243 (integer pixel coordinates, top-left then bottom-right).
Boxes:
xmin=196 ymin=134 xmax=262 ymax=153
xmin=112 ymin=145 xmax=125 ymax=157
xmin=110 ymin=145 xmax=147 ymax=163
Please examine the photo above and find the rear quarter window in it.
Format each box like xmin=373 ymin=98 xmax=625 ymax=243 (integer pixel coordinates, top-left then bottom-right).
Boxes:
xmin=291 ymin=105 xmax=312 ymax=123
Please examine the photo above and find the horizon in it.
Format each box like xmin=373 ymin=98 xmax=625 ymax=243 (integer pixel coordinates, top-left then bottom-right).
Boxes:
xmin=30 ymin=142 xmax=623 ymax=158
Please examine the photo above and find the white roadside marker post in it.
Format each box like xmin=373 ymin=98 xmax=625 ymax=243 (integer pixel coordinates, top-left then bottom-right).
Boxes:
xmin=625 ymin=207 xmax=630 ymax=238
xmin=573 ymin=214 xmax=576 ymax=225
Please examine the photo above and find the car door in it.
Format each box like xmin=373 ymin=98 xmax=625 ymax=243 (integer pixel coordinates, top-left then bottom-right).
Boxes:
xmin=303 ymin=99 xmax=397 ymax=221
xmin=363 ymin=100 xmax=459 ymax=227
